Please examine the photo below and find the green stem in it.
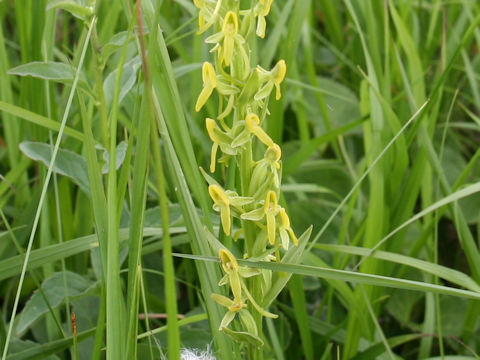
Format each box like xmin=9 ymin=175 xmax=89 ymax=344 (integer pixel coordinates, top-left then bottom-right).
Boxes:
xmin=137 ymin=0 xmax=180 ymax=356
xmin=90 ymin=24 xmax=109 ymax=149
xmin=150 ymin=110 xmax=181 ymax=359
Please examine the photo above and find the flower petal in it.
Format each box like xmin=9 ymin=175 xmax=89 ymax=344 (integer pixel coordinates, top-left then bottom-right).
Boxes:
xmin=195 ymin=85 xmax=214 ymax=112
xmin=211 ymin=293 xmax=234 ymax=308
xmin=220 ymin=310 xmax=236 ymax=329
xmin=210 ymin=142 xmax=218 ymax=173
xmin=220 ymin=204 xmax=231 ymax=235
xmin=241 ymin=207 xmax=264 ymax=221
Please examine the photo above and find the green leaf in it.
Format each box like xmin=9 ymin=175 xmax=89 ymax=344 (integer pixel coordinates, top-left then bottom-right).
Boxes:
xmin=101 ymin=141 xmax=128 ymax=174
xmin=0 ymin=101 xmax=84 ymax=142
xmin=19 ymin=141 xmax=90 ymax=194
xmin=103 ymin=56 xmax=141 ymax=108
xmin=239 ymin=259 xmax=480 ymax=301
xmin=7 ymin=341 xmax=60 ymax=360
xmin=174 ymin=252 xmax=480 ymax=300
xmin=173 ymin=63 xmax=202 ymax=79
xmin=46 ymin=0 xmax=94 ymax=20
xmin=0 ymin=227 xmax=185 ymax=282
xmin=8 ymin=61 xmax=75 ymax=81
xmin=16 ymin=272 xmax=94 ymax=335
xmin=101 ymin=31 xmax=130 ymax=63
xmin=6 ymin=328 xmax=95 ymax=360
xmin=352 ymin=334 xmax=423 ymax=360
xmin=7 ymin=61 xmax=89 ymax=91
xmin=221 ymin=327 xmax=264 ymax=347
xmin=307 ymin=77 xmax=361 ymax=135
xmin=315 ymin=244 xmax=480 ymax=293
xmin=263 ymin=226 xmax=312 ymax=306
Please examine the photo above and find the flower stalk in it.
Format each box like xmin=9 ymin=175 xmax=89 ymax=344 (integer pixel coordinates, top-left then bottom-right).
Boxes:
xmin=193 ymin=1 xmax=297 ymax=357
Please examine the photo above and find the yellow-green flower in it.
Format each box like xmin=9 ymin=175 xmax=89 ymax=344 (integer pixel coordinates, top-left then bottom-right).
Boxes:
xmin=194 ymin=0 xmax=223 ymax=34
xmin=212 ymin=249 xmax=277 ymax=330
xmin=195 ymin=62 xmax=217 ymax=112
xmin=255 ymin=0 xmax=274 ymax=38
xmin=248 ymin=144 xmax=282 ymax=198
xmin=205 ymin=118 xmax=233 ymax=172
xmin=240 ymin=190 xmax=280 ymax=246
xmin=278 ymin=208 xmax=298 ymax=249
xmin=208 ymin=184 xmax=255 ymax=233
xmin=265 ymin=144 xmax=282 ymax=188
xmin=255 ymin=59 xmax=286 ymax=101
xmin=264 ymin=143 xmax=281 ymax=170
xmin=206 ymin=118 xmax=253 ymax=172
xmin=221 ymin=11 xmax=238 ymax=66
xmin=209 ymin=184 xmax=231 ymax=235
xmin=211 ymin=293 xmax=247 ymax=329
xmin=245 ymin=113 xmax=274 ymax=147
xmin=264 ymin=191 xmax=279 ymax=245
xmin=219 ymin=248 xmax=242 ymax=300
xmin=205 ymin=11 xmax=250 ymax=72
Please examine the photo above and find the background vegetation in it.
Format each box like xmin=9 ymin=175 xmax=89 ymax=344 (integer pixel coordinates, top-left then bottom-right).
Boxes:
xmin=0 ymin=0 xmax=479 ymax=359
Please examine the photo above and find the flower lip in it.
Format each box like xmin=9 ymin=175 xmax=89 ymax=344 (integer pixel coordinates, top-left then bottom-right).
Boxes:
xmin=272 ymin=60 xmax=286 ymax=84
xmin=272 ymin=60 xmax=286 ymax=100
xmin=219 ymin=248 xmax=239 ymax=272
xmin=205 ymin=118 xmax=219 ymax=142
xmin=209 ymin=184 xmax=229 ymax=206
xmin=209 ymin=185 xmax=231 ymax=234
xmin=264 ymin=190 xmax=278 ymax=213
xmin=265 ymin=144 xmax=281 ymax=163
xmin=202 ymin=61 xmax=217 ymax=86
xmin=259 ymin=0 xmax=274 ymax=16
xmin=222 ymin=11 xmax=238 ymax=36
xmin=221 ymin=11 xmax=239 ymax=66
xmin=245 ymin=113 xmax=260 ymax=130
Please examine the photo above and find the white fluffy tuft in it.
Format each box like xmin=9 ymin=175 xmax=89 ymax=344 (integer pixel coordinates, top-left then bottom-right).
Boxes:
xmin=180 ymin=346 xmax=216 ymax=360
xmin=161 ymin=346 xmax=216 ymax=360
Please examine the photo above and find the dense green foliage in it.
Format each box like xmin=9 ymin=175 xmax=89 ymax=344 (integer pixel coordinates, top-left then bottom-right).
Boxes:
xmin=0 ymin=1 xmax=479 ymax=359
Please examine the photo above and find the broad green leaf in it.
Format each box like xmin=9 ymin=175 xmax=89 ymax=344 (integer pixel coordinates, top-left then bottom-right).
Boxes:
xmin=8 ymin=62 xmax=75 ymax=81
xmin=102 ymin=31 xmax=130 ymax=63
xmin=7 ymin=61 xmax=89 ymax=91
xmin=221 ymin=327 xmax=264 ymax=347
xmin=423 ymin=357 xmax=477 ymax=360
xmin=101 ymin=141 xmax=128 ymax=173
xmin=19 ymin=141 xmax=90 ymax=194
xmin=307 ymin=77 xmax=361 ymax=135
xmin=352 ymin=334 xmax=424 ymax=360
xmin=144 ymin=204 xmax=183 ymax=227
xmin=386 ymin=287 xmax=423 ymax=327
xmin=103 ymin=56 xmax=141 ymax=108
xmin=6 ymin=328 xmax=95 ymax=360
xmin=16 ymin=272 xmax=94 ymax=335
xmin=7 ymin=341 xmax=60 ymax=360
xmin=173 ymin=63 xmax=202 ymax=79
